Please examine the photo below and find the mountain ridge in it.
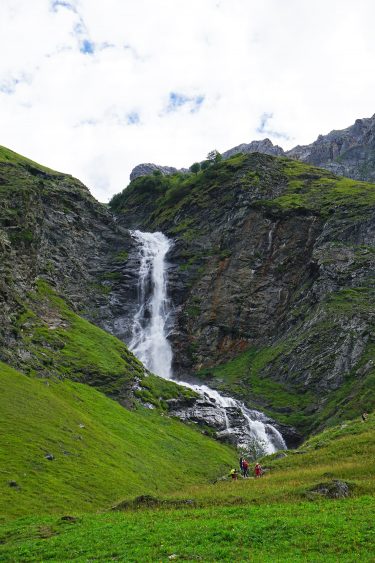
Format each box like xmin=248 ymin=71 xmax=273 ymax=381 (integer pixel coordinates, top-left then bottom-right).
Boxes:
xmin=129 ymin=113 xmax=375 ymax=184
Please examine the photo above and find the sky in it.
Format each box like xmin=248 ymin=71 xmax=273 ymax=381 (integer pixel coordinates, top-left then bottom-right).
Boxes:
xmin=1 ymin=0 xmax=375 ymax=202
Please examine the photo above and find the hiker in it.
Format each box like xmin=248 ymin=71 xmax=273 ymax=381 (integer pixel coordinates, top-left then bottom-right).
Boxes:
xmin=239 ymin=457 xmax=244 ymax=475
xmin=230 ymin=468 xmax=239 ymax=480
xmin=361 ymin=412 xmax=368 ymax=422
xmin=254 ymin=463 xmax=263 ymax=478
xmin=242 ymin=458 xmax=249 ymax=478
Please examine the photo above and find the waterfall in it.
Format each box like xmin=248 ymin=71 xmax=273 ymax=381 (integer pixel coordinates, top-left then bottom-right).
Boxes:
xmin=129 ymin=230 xmax=286 ymax=456
xmin=129 ymin=230 xmax=173 ymax=379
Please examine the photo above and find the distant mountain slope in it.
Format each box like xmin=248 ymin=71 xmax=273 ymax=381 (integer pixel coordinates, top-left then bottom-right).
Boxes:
xmin=0 ymin=361 xmax=235 ymax=518
xmin=129 ymin=113 xmax=375 ymax=184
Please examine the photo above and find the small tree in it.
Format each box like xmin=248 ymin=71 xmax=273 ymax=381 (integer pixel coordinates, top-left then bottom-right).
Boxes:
xmin=207 ymin=149 xmax=222 ymax=164
xmin=201 ymin=160 xmax=210 ymax=170
xmin=189 ymin=162 xmax=201 ymax=175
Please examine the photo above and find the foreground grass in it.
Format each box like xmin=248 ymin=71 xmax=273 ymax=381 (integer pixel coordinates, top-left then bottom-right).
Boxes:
xmin=0 ymin=498 xmax=373 ymax=562
xmin=0 ymin=362 xmax=235 ymax=518
xmin=1 ymin=411 xmax=373 ymax=560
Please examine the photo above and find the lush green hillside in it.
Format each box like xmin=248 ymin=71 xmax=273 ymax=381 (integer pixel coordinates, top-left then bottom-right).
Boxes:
xmin=0 ymin=362 xmax=236 ymax=519
xmin=1 ymin=414 xmax=373 ymax=561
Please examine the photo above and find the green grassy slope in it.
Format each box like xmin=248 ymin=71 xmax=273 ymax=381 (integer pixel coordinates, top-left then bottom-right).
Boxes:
xmin=0 ymin=362 xmax=236 ymax=519
xmin=0 ymin=145 xmax=61 ymax=175
xmin=13 ymin=280 xmax=198 ymax=409
xmin=169 ymin=412 xmax=375 ymax=506
xmin=1 ymin=414 xmax=373 ymax=561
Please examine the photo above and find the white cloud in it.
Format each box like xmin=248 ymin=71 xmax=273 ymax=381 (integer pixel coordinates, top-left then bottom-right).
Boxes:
xmin=0 ymin=0 xmax=374 ymax=201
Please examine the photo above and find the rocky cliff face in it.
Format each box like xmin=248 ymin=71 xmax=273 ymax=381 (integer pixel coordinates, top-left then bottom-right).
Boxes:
xmin=222 ymin=138 xmax=285 ymax=160
xmin=286 ymin=114 xmax=375 ymax=182
xmin=0 ymin=147 xmax=139 ymax=389
xmin=130 ymin=163 xmax=189 ymax=181
xmin=0 ymin=146 xmax=201 ymax=410
xmin=111 ymin=152 xmax=375 ymax=434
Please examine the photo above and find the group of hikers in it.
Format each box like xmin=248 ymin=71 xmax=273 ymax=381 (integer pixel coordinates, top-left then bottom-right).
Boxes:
xmin=228 ymin=411 xmax=370 ymax=481
xmin=229 ymin=457 xmax=263 ymax=480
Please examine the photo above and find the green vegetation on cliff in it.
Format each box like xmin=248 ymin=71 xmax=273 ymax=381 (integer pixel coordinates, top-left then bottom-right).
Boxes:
xmin=110 ymin=153 xmax=375 ymax=230
xmin=0 ymin=362 xmax=235 ymax=519
xmin=263 ymin=158 xmax=375 ymax=217
xmin=109 ymin=153 xmax=375 ymax=437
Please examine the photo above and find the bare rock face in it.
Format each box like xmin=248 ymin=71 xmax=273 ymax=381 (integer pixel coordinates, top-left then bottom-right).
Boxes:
xmin=286 ymin=114 xmax=375 ymax=183
xmin=130 ymin=163 xmax=188 ymax=181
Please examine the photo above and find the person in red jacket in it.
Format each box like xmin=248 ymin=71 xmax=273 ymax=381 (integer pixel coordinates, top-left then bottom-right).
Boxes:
xmin=242 ymin=458 xmax=249 ymax=478
xmin=254 ymin=463 xmax=263 ymax=478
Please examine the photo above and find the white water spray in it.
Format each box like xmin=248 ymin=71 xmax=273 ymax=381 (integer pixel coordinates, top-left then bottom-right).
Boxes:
xmin=129 ymin=230 xmax=286 ymax=455
xmin=129 ymin=230 xmax=173 ymax=379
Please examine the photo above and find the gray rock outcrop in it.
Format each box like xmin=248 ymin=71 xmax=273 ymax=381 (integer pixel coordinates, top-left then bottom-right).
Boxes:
xmin=307 ymin=480 xmax=352 ymax=499
xmin=286 ymin=114 xmax=375 ymax=182
xmin=222 ymin=138 xmax=285 ymax=159
xmin=130 ymin=163 xmax=188 ymax=181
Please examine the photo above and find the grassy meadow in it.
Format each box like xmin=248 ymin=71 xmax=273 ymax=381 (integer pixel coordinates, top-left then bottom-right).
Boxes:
xmin=1 ymin=407 xmax=374 ymax=561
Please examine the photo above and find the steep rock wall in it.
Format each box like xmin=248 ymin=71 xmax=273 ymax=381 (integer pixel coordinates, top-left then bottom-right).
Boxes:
xmin=111 ymin=153 xmax=375 ymax=433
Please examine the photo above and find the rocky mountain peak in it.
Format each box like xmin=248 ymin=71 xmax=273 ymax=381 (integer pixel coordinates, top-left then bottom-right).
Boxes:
xmin=285 ymin=113 xmax=375 ymax=181
xmin=222 ymin=138 xmax=285 ymax=159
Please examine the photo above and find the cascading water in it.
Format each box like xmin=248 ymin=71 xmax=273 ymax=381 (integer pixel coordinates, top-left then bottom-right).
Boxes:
xmin=129 ymin=230 xmax=286 ymax=456
xmin=129 ymin=230 xmax=173 ymax=379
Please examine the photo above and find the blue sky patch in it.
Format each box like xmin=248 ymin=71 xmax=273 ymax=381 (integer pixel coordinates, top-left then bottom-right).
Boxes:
xmin=51 ymin=1 xmax=76 ymax=13
xmin=127 ymin=112 xmax=140 ymax=125
xmin=166 ymin=92 xmax=205 ymax=113
xmin=256 ymin=112 xmax=290 ymax=140
xmin=80 ymin=39 xmax=95 ymax=55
